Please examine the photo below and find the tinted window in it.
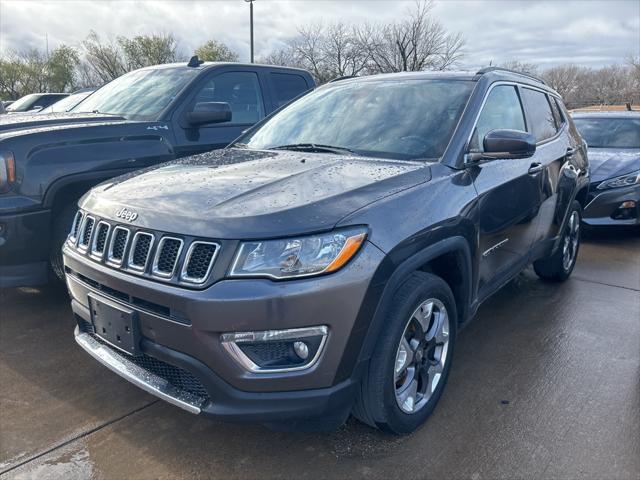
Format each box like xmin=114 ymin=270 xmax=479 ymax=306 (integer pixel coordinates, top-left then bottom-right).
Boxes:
xmin=550 ymin=97 xmax=565 ymax=127
xmin=194 ymin=72 xmax=264 ymax=125
xmin=573 ymin=117 xmax=640 ymax=148
xmin=270 ymin=73 xmax=309 ymax=108
xmin=521 ymin=88 xmax=557 ymax=142
xmin=74 ymin=67 xmax=198 ymax=120
xmin=239 ymin=79 xmax=475 ymax=161
xmin=470 ymin=85 xmax=526 ymax=152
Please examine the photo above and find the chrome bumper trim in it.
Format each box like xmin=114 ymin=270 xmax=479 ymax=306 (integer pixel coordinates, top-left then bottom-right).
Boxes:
xmin=74 ymin=327 xmax=204 ymax=414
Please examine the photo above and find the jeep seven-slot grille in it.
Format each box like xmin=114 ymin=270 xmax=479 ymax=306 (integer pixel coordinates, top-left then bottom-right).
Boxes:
xmin=130 ymin=233 xmax=153 ymax=269
xmin=70 ymin=211 xmax=83 ymax=241
xmin=92 ymin=222 xmax=110 ymax=256
xmin=79 ymin=217 xmax=95 ymax=248
xmin=155 ymin=238 xmax=182 ymax=275
xmin=109 ymin=227 xmax=129 ymax=263
xmin=184 ymin=242 xmax=218 ymax=282
xmin=67 ymin=211 xmax=220 ymax=287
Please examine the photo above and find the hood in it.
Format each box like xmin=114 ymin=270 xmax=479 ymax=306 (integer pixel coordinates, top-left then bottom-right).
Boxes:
xmin=588 ymin=148 xmax=640 ymax=183
xmin=0 ymin=111 xmax=125 ymax=134
xmin=82 ymin=148 xmax=430 ymax=239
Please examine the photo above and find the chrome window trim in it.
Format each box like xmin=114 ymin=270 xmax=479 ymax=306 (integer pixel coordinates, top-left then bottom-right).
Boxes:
xmin=90 ymin=221 xmax=111 ymax=260
xmin=68 ymin=210 xmax=84 ymax=245
xmin=151 ymin=236 xmax=184 ymax=279
xmin=77 ymin=215 xmax=96 ymax=252
xmin=180 ymin=241 xmax=220 ymax=284
xmin=127 ymin=231 xmax=155 ymax=273
xmin=106 ymin=226 xmax=130 ymax=266
xmin=220 ymin=326 xmax=329 ymax=374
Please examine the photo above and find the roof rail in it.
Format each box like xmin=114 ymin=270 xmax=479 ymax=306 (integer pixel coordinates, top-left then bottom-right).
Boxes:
xmin=476 ymin=67 xmax=547 ymax=86
xmin=328 ymin=75 xmax=357 ymax=83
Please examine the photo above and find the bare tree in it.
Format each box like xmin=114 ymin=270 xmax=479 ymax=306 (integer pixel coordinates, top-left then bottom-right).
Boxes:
xmin=357 ymin=0 xmax=465 ymax=73
xmin=82 ymin=31 xmax=126 ymax=83
xmin=118 ymin=33 xmax=181 ymax=70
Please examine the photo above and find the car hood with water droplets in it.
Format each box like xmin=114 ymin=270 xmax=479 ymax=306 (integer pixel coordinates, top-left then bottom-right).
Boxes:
xmin=81 ymin=148 xmax=431 ymax=239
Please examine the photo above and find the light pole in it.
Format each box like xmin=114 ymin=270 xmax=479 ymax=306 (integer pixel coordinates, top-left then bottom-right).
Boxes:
xmin=245 ymin=0 xmax=254 ymax=63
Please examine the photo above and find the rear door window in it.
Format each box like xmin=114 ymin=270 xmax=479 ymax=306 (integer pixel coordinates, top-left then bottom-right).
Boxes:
xmin=269 ymin=73 xmax=310 ymax=108
xmin=470 ymin=85 xmax=526 ymax=152
xmin=194 ymin=71 xmax=265 ymax=125
xmin=521 ymin=88 xmax=558 ymax=142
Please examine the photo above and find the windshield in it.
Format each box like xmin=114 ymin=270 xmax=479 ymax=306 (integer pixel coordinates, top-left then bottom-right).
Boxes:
xmin=573 ymin=117 xmax=640 ymax=149
xmin=6 ymin=94 xmax=40 ymax=112
xmin=238 ymin=79 xmax=475 ymax=161
xmin=39 ymin=91 xmax=92 ymax=114
xmin=72 ymin=67 xmax=198 ymax=120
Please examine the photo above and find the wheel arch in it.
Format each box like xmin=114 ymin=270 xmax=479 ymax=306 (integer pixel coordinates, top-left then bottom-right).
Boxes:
xmin=334 ymin=236 xmax=473 ymax=384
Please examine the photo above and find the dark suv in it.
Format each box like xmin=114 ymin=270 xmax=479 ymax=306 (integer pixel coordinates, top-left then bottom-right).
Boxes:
xmin=63 ymin=68 xmax=589 ymax=434
xmin=0 ymin=60 xmax=314 ymax=287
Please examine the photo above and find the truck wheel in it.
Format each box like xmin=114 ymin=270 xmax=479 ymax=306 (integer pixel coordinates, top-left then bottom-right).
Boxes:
xmin=353 ymin=272 xmax=457 ymax=434
xmin=533 ymin=200 xmax=582 ymax=282
xmin=49 ymin=203 xmax=77 ymax=282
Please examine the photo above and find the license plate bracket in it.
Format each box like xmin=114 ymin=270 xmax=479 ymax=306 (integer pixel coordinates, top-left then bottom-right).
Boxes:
xmin=89 ymin=293 xmax=141 ymax=356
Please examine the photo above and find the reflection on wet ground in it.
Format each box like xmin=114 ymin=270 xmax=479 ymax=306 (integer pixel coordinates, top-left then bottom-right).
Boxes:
xmin=1 ymin=227 xmax=638 ymax=479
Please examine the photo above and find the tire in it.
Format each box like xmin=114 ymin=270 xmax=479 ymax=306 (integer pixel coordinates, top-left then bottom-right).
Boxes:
xmin=533 ymin=200 xmax=582 ymax=282
xmin=49 ymin=202 xmax=77 ymax=282
xmin=353 ymin=271 xmax=457 ymax=434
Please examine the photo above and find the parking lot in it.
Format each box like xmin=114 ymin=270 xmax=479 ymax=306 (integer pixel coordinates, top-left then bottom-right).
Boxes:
xmin=1 ymin=228 xmax=638 ymax=480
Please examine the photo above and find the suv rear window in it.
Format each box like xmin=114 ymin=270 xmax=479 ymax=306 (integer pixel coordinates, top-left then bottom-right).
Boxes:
xmin=521 ymin=88 xmax=557 ymax=142
xmin=270 ymin=73 xmax=309 ymax=108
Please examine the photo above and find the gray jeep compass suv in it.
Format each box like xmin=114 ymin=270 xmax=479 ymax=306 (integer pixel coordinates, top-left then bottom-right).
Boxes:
xmin=63 ymin=68 xmax=589 ymax=434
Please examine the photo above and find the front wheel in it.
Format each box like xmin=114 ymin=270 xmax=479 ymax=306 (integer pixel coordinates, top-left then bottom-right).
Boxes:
xmin=353 ymin=272 xmax=457 ymax=434
xmin=534 ymin=200 xmax=582 ymax=282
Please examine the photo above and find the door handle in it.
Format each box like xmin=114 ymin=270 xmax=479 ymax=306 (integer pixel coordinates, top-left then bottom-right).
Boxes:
xmin=528 ymin=162 xmax=544 ymax=174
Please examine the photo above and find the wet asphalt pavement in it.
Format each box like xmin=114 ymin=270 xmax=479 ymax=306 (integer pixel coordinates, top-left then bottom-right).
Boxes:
xmin=1 ymin=228 xmax=638 ymax=480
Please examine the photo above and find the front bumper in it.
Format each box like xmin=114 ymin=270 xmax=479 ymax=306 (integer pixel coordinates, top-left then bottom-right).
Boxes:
xmin=64 ymin=241 xmax=383 ymax=423
xmin=0 ymin=209 xmax=51 ymax=287
xmin=583 ymin=184 xmax=640 ymax=226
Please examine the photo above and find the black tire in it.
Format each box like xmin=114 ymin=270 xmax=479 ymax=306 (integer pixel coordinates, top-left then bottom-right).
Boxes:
xmin=353 ymin=271 xmax=457 ymax=434
xmin=533 ymin=200 xmax=582 ymax=282
xmin=49 ymin=203 xmax=77 ymax=282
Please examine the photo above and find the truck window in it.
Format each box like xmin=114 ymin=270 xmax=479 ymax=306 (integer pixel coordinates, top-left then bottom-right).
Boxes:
xmin=270 ymin=73 xmax=309 ymax=108
xmin=521 ymin=88 xmax=558 ymax=142
xmin=470 ymin=85 xmax=526 ymax=152
xmin=194 ymin=72 xmax=264 ymax=125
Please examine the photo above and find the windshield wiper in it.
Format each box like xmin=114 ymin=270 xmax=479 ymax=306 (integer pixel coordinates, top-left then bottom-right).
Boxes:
xmin=269 ymin=143 xmax=358 ymax=156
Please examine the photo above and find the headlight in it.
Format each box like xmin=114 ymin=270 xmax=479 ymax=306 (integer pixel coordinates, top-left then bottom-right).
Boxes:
xmin=0 ymin=151 xmax=16 ymax=194
xmin=230 ymin=227 xmax=367 ymax=279
xmin=597 ymin=170 xmax=640 ymax=190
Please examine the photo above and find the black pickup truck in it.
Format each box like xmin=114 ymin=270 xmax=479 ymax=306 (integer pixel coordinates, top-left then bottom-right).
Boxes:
xmin=0 ymin=59 xmax=315 ymax=287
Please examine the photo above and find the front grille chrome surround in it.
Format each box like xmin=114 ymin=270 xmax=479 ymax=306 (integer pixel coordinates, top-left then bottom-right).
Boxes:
xmin=68 ymin=211 xmax=84 ymax=245
xmin=128 ymin=231 xmax=155 ymax=273
xmin=107 ymin=226 xmax=130 ymax=266
xmin=68 ymin=210 xmax=220 ymax=288
xmin=77 ymin=215 xmax=96 ymax=251
xmin=152 ymin=237 xmax=184 ymax=279
xmin=90 ymin=221 xmax=111 ymax=260
xmin=180 ymin=241 xmax=220 ymax=284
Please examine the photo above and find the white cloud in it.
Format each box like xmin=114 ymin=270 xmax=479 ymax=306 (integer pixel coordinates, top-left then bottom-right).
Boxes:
xmin=0 ymin=0 xmax=638 ymax=67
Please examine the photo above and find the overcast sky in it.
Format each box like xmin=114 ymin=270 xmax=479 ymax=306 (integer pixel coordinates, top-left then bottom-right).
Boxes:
xmin=0 ymin=0 xmax=638 ymax=69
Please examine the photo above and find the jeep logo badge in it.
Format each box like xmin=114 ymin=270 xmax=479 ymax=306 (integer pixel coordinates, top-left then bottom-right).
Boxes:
xmin=115 ymin=208 xmax=138 ymax=222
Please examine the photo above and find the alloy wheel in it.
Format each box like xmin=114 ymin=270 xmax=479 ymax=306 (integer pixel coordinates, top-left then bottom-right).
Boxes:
xmin=394 ymin=298 xmax=450 ymax=414
xmin=562 ymin=211 xmax=580 ymax=271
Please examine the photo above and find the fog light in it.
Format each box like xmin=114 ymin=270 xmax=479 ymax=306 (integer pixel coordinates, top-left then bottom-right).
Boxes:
xmin=619 ymin=200 xmax=636 ymax=209
xmin=220 ymin=326 xmax=328 ymax=373
xmin=293 ymin=341 xmax=309 ymax=360
xmin=612 ymin=200 xmax=638 ymax=220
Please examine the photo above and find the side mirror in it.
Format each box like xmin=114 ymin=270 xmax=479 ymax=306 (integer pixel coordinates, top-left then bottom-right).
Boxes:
xmin=186 ymin=102 xmax=232 ymax=127
xmin=481 ymin=129 xmax=536 ymax=159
